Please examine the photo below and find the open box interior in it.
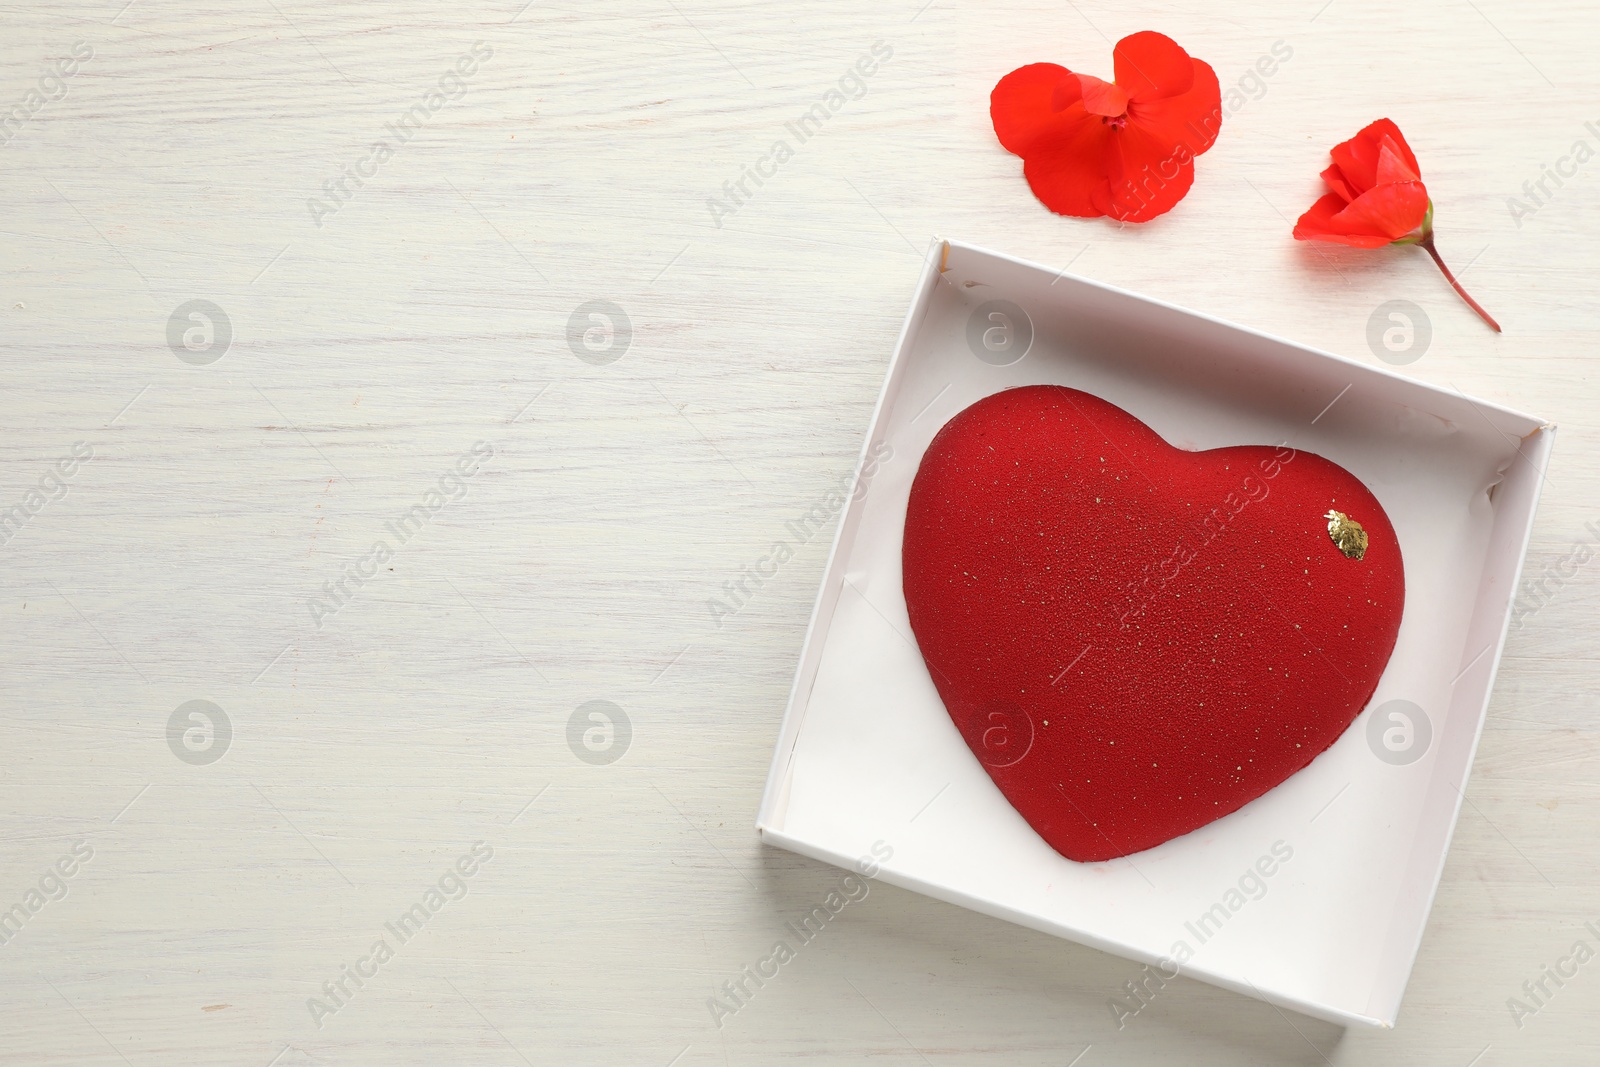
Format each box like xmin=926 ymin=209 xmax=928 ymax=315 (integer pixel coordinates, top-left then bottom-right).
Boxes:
xmin=757 ymin=239 xmax=1553 ymax=1028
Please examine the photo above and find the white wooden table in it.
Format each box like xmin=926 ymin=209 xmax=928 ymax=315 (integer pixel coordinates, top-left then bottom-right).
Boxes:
xmin=2 ymin=2 xmax=1595 ymax=1063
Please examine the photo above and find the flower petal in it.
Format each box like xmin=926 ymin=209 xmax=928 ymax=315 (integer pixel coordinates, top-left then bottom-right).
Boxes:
xmin=1375 ymin=136 xmax=1420 ymax=185
xmin=1293 ymin=195 xmax=1393 ymax=248
xmin=1329 ymin=118 xmax=1421 ymax=194
xmin=1125 ymin=57 xmax=1222 ymax=158
xmin=1320 ymin=163 xmax=1357 ymax=203
xmin=1099 ymin=122 xmax=1197 ymax=222
xmin=1373 ymin=123 xmax=1421 ymax=179
xmin=991 ymin=63 xmax=1084 ymax=156
xmin=1077 ymin=73 xmax=1129 ymax=118
xmin=1293 ymin=193 xmax=1392 ymax=247
xmin=1113 ymin=31 xmax=1195 ymax=101
xmin=1021 ymin=118 xmax=1117 ymax=217
xmin=1331 ymin=181 xmax=1429 ymax=240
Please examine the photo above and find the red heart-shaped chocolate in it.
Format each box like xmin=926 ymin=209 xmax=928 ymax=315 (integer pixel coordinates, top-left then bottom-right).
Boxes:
xmin=902 ymin=385 xmax=1404 ymax=861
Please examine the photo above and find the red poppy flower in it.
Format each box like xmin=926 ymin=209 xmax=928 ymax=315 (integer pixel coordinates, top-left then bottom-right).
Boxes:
xmin=1294 ymin=119 xmax=1500 ymax=331
xmin=990 ymin=32 xmax=1221 ymax=222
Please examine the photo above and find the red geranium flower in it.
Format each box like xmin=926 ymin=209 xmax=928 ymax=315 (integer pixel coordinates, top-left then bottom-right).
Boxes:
xmin=990 ymin=31 xmax=1221 ymax=222
xmin=1294 ymin=119 xmax=1500 ymax=331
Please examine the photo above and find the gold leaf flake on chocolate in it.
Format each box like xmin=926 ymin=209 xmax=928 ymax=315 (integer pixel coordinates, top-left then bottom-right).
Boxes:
xmin=1324 ymin=509 xmax=1368 ymax=560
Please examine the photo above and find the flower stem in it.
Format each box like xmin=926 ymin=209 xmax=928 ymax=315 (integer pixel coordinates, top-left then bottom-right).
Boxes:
xmin=1418 ymin=230 xmax=1501 ymax=333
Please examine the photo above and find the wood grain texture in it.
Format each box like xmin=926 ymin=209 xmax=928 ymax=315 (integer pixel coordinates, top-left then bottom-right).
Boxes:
xmin=0 ymin=1 xmax=1596 ymax=1063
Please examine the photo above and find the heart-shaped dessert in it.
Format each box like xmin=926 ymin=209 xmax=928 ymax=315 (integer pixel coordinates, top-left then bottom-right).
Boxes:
xmin=902 ymin=385 xmax=1404 ymax=861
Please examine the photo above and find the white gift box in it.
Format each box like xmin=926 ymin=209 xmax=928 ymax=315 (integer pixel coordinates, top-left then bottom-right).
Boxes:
xmin=756 ymin=238 xmax=1554 ymax=1028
